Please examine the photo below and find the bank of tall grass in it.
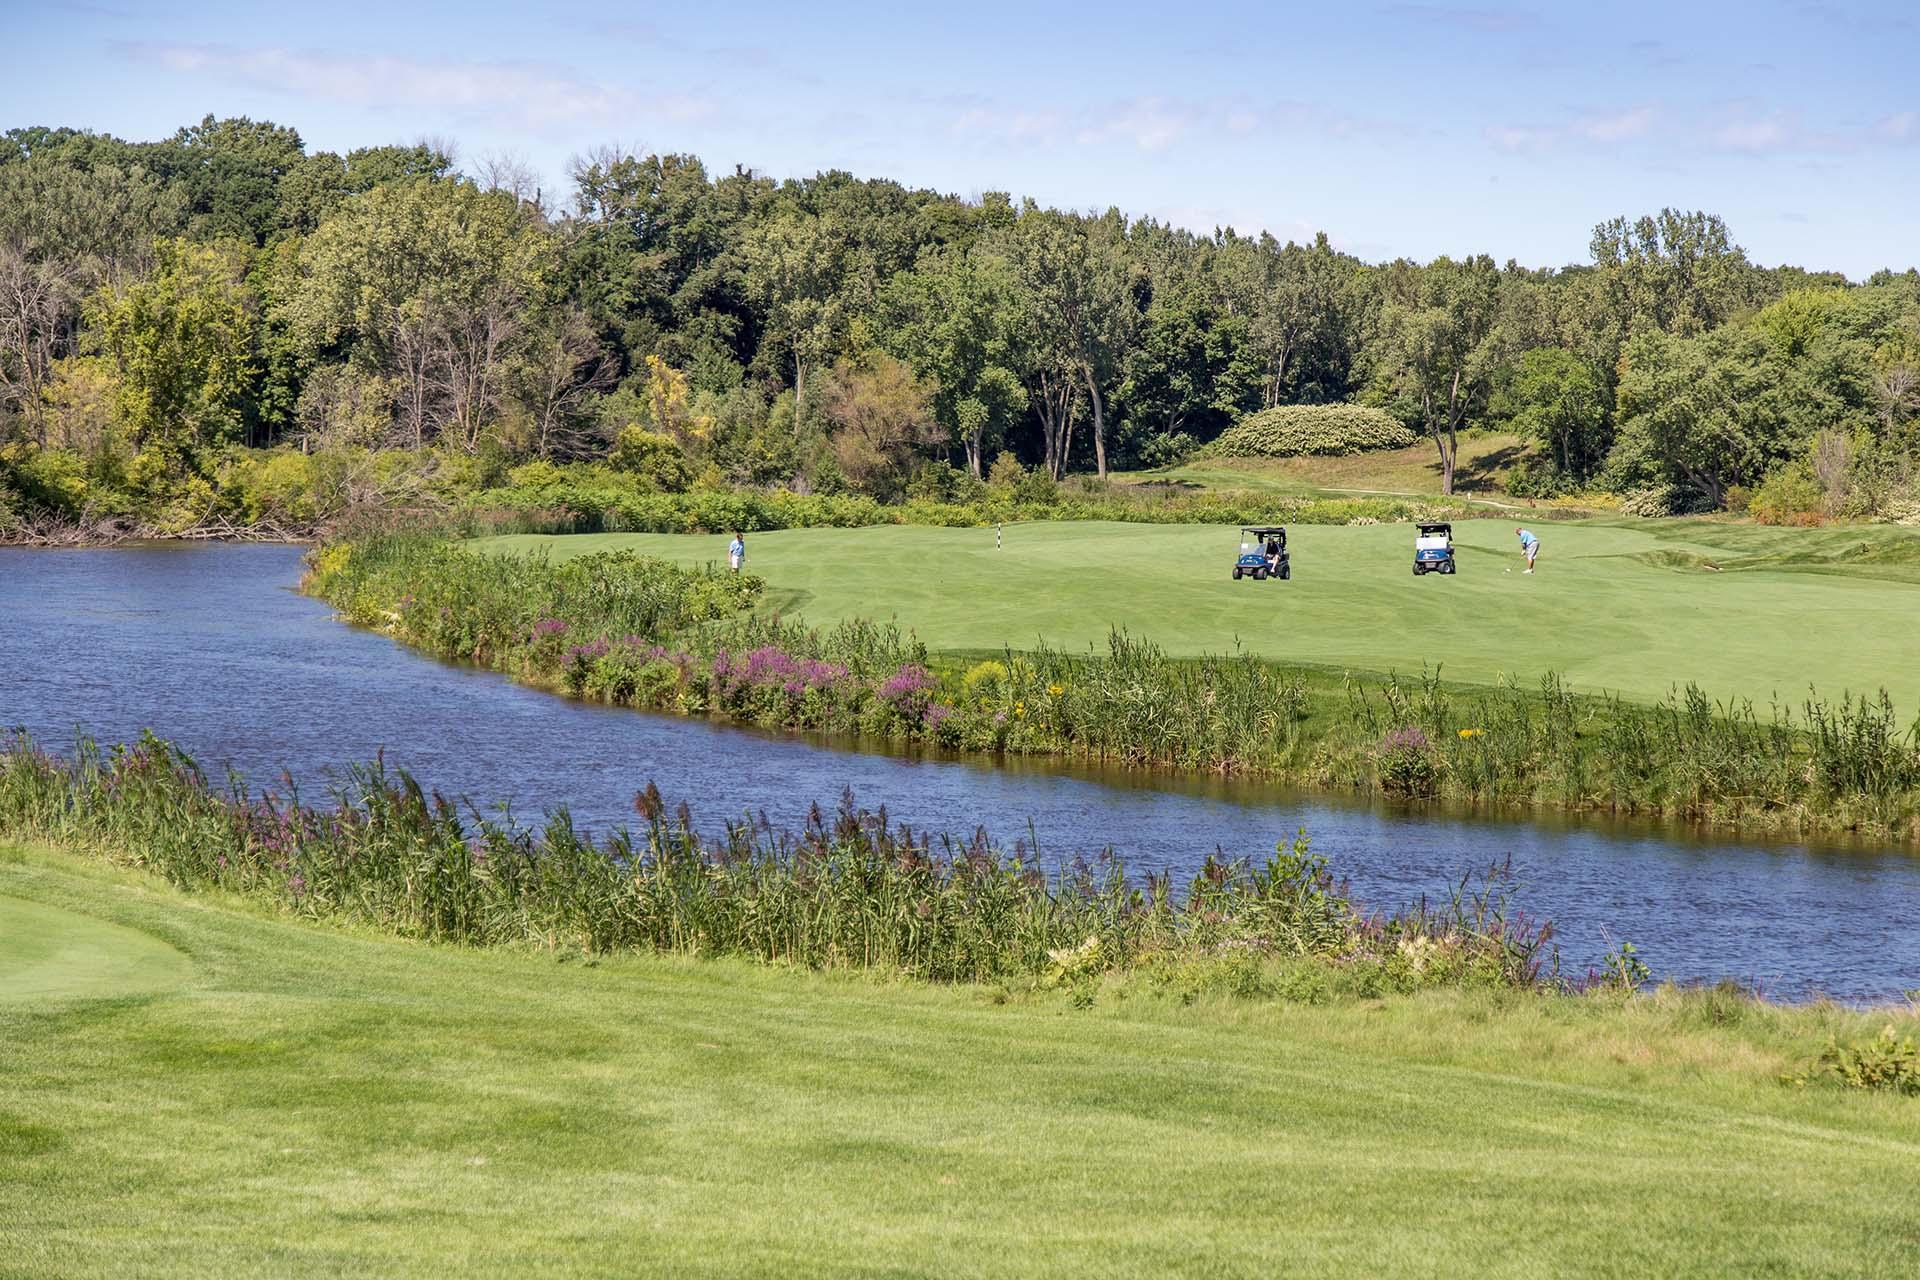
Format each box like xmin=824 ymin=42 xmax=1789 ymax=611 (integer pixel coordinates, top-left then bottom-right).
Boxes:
xmin=465 ymin=467 xmax=1485 ymax=536
xmin=308 ymin=532 xmax=1920 ymax=841
xmin=0 ymin=732 xmax=1550 ymax=995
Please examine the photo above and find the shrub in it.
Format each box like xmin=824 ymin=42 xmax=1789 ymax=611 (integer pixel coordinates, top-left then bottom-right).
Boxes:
xmin=1617 ymin=485 xmax=1678 ymax=518
xmin=1376 ymin=726 xmax=1441 ymax=797
xmin=1785 ymin=1024 xmax=1920 ymax=1094
xmin=1133 ymin=431 xmax=1200 ymax=469
xmin=1201 ymin=405 xmax=1418 ymax=458
xmin=609 ymin=427 xmax=693 ymax=493
xmin=1750 ymin=465 xmax=1825 ymax=526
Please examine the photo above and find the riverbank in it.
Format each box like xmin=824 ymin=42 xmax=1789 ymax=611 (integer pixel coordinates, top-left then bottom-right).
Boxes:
xmin=306 ymin=530 xmax=1920 ymax=844
xmin=4 ymin=838 xmax=1916 ymax=1277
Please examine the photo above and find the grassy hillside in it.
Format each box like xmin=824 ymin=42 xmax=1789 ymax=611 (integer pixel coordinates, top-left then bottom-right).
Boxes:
xmin=1116 ymin=433 xmax=1527 ymax=499
xmin=479 ymin=519 xmax=1920 ymax=711
xmin=3 ymin=843 xmax=1917 ymax=1278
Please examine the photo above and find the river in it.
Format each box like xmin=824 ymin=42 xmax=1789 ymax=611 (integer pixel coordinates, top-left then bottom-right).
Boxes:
xmin=3 ymin=542 xmax=1916 ymax=1000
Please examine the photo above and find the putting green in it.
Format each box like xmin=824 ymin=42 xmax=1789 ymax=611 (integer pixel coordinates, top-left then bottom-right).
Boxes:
xmin=481 ymin=519 xmax=1920 ymax=711
xmin=0 ymin=889 xmax=193 ymax=1002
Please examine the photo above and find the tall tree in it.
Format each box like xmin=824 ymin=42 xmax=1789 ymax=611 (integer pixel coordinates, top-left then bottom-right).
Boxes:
xmin=880 ymin=247 xmax=1027 ymax=476
xmin=1501 ymin=347 xmax=1610 ymax=484
xmin=0 ymin=245 xmax=82 ymax=443
xmin=991 ymin=207 xmax=1136 ymax=479
xmin=279 ymin=179 xmax=556 ymax=450
xmin=85 ymin=238 xmax=257 ymax=466
xmin=1589 ymin=209 xmax=1759 ymax=339
xmin=740 ymin=208 xmax=850 ymax=427
xmin=1371 ymin=255 xmax=1501 ymax=494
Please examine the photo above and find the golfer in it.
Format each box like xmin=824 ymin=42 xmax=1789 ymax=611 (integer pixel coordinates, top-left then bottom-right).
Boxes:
xmin=727 ymin=531 xmax=745 ymax=573
xmin=1515 ymin=527 xmax=1540 ymax=574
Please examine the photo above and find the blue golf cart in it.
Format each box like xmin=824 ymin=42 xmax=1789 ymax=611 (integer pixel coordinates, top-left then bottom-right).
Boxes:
xmin=1413 ymin=522 xmax=1456 ymax=575
xmin=1233 ymin=526 xmax=1290 ymax=581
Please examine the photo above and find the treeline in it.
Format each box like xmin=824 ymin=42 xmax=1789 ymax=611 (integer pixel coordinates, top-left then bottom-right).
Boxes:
xmin=3 ymin=114 xmax=1919 ymax=534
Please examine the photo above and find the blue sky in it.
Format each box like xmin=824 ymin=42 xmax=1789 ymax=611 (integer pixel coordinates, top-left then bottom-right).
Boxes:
xmin=6 ymin=0 xmax=1916 ymax=276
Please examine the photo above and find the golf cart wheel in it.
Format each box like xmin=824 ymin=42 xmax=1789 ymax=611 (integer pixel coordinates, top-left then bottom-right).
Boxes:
xmin=1252 ymin=567 xmax=1267 ymax=580
xmin=1279 ymin=565 xmax=1291 ymax=580
xmin=1443 ymin=561 xmax=1456 ymax=575
xmin=1233 ymin=567 xmax=1243 ymax=580
xmin=1414 ymin=564 xmax=1424 ymax=576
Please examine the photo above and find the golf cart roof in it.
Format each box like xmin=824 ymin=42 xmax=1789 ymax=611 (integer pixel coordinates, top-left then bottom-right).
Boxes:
xmin=1240 ymin=526 xmax=1288 ymax=536
xmin=1417 ymin=522 xmax=1453 ymax=535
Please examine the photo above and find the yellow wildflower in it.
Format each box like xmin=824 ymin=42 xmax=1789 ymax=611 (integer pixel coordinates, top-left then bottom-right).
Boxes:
xmin=1458 ymin=728 xmax=1484 ymax=739
xmin=1047 ymin=683 xmax=1065 ymax=697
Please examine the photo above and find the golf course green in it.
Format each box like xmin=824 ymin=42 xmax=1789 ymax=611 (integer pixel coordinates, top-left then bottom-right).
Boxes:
xmin=480 ymin=519 xmax=1920 ymax=711
xmin=3 ymin=841 xmax=1917 ymax=1277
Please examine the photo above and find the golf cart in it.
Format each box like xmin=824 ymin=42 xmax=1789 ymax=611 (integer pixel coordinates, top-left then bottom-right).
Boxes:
xmin=1413 ymin=522 xmax=1456 ymax=575
xmin=1233 ymin=526 xmax=1291 ymax=581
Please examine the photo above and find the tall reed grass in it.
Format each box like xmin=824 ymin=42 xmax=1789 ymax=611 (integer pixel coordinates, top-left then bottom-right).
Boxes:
xmin=306 ymin=532 xmax=1920 ymax=840
xmin=0 ymin=733 xmax=1550 ymax=992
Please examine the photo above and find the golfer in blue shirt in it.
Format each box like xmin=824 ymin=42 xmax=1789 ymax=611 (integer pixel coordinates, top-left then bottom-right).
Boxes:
xmin=1515 ymin=528 xmax=1539 ymax=574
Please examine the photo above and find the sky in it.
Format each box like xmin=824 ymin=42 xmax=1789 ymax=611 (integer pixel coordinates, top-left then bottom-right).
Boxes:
xmin=4 ymin=0 xmax=1916 ymax=278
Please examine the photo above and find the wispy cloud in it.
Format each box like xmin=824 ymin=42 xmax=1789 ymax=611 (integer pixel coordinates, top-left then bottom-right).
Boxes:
xmin=1077 ymin=98 xmax=1203 ymax=150
xmin=951 ymin=105 xmax=1072 ymax=146
xmin=1576 ymin=105 xmax=1657 ymax=143
xmin=1711 ymin=111 xmax=1798 ymax=152
xmin=1875 ymin=111 xmax=1919 ymax=143
xmin=952 ymin=94 xmax=1411 ymax=152
xmin=118 ymin=42 xmax=717 ymax=135
xmin=1486 ymin=104 xmax=1657 ymax=151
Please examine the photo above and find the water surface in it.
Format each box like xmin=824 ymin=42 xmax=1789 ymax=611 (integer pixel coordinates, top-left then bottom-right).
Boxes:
xmin=3 ymin=542 xmax=1917 ymax=1000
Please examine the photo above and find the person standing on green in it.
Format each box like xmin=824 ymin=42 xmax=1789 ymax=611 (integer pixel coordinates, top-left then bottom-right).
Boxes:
xmin=1515 ymin=527 xmax=1540 ymax=574
xmin=727 ymin=532 xmax=745 ymax=573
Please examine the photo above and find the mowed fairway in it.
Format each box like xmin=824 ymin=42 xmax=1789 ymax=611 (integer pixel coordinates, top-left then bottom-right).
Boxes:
xmin=482 ymin=519 xmax=1920 ymax=710
xmin=4 ymin=845 xmax=1920 ymax=1278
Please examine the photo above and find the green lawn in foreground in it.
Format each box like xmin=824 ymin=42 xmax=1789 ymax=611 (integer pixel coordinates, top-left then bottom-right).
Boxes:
xmin=479 ymin=519 xmax=1920 ymax=711
xmin=3 ymin=844 xmax=1917 ymax=1277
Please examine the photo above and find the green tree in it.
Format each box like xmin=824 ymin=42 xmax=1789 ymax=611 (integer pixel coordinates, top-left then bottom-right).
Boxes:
xmin=1370 ymin=255 xmax=1501 ymax=494
xmin=0 ymin=156 xmax=186 ymax=277
xmin=1502 ymin=347 xmax=1609 ymax=484
xmin=989 ymin=207 xmax=1137 ymax=479
xmin=820 ymin=352 xmax=943 ymax=499
xmin=279 ymin=179 xmax=557 ymax=449
xmin=1589 ymin=209 xmax=1759 ymax=339
xmin=741 ymin=208 xmax=852 ymax=426
xmin=149 ymin=115 xmax=307 ymax=245
xmin=1611 ymin=325 xmax=1844 ymax=507
xmin=881 ymin=247 xmax=1028 ymax=476
xmin=274 ymin=143 xmax=452 ymax=236
xmin=86 ymin=238 xmax=257 ymax=467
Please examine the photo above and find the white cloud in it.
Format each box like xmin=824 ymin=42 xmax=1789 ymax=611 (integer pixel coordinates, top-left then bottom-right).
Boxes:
xmin=1877 ymin=111 xmax=1919 ymax=142
xmin=1576 ymin=105 xmax=1656 ymax=143
xmin=120 ymin=42 xmax=716 ymax=135
xmin=1487 ymin=104 xmax=1656 ymax=151
xmin=1077 ymin=98 xmax=1200 ymax=151
xmin=1487 ymin=124 xmax=1555 ymax=151
xmin=950 ymin=94 xmax=1406 ymax=153
xmin=951 ymin=105 xmax=1071 ymax=145
xmin=1712 ymin=113 xmax=1796 ymax=152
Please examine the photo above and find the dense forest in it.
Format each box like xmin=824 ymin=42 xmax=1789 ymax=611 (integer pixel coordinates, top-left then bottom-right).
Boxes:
xmin=2 ymin=114 xmax=1918 ymax=534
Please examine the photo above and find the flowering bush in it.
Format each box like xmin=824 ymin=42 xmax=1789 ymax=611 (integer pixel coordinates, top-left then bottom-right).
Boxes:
xmin=1377 ymin=726 xmax=1441 ymax=797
